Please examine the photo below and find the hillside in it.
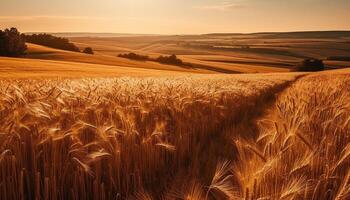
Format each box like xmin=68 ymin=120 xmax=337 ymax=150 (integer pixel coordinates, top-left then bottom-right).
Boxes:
xmin=23 ymin=43 xmax=211 ymax=74
xmin=69 ymin=32 xmax=350 ymax=72
xmin=70 ymin=37 xmax=292 ymax=73
xmin=0 ymin=56 xmax=189 ymax=78
xmin=20 ymin=31 xmax=350 ymax=74
xmin=1 ymin=32 xmax=349 ymax=77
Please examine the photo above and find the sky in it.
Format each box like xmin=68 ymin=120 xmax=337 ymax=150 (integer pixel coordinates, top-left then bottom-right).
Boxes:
xmin=1 ymin=0 xmax=350 ymax=34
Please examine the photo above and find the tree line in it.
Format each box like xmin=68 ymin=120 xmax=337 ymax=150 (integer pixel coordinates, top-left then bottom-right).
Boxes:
xmin=25 ymin=33 xmax=80 ymax=52
xmin=0 ymin=27 xmax=93 ymax=57
xmin=118 ymin=52 xmax=190 ymax=67
xmin=0 ymin=28 xmax=27 ymax=57
xmin=118 ymin=52 xmax=149 ymax=61
xmin=26 ymin=34 xmax=94 ymax=54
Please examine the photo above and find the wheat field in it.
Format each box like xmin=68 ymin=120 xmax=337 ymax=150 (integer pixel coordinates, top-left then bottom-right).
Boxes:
xmin=0 ymin=70 xmax=349 ymax=199
xmin=233 ymin=71 xmax=350 ymax=199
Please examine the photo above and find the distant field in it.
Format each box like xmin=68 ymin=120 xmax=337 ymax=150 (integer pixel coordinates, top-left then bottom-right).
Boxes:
xmin=23 ymin=44 xmax=211 ymax=74
xmin=0 ymin=31 xmax=349 ymax=78
xmin=70 ymin=32 xmax=350 ymax=72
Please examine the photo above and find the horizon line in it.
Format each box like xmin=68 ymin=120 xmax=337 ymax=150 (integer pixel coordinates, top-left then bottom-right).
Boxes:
xmin=22 ymin=29 xmax=350 ymax=36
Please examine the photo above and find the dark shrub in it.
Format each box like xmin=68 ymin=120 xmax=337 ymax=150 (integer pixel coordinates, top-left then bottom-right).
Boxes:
xmin=295 ymin=58 xmax=325 ymax=72
xmin=83 ymin=47 xmax=94 ymax=54
xmin=118 ymin=52 xmax=149 ymax=61
xmin=25 ymin=34 xmax=80 ymax=52
xmin=0 ymin=28 xmax=27 ymax=57
xmin=118 ymin=53 xmax=189 ymax=67
xmin=156 ymin=54 xmax=183 ymax=66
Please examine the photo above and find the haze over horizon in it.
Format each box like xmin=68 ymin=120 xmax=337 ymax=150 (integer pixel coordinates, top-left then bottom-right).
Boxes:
xmin=1 ymin=0 xmax=350 ymax=34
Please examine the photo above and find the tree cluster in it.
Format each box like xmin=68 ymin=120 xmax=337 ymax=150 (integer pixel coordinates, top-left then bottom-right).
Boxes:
xmin=0 ymin=28 xmax=27 ymax=57
xmin=295 ymin=58 xmax=325 ymax=72
xmin=25 ymin=33 xmax=80 ymax=52
xmin=118 ymin=52 xmax=149 ymax=61
xmin=156 ymin=54 xmax=184 ymax=66
xmin=118 ymin=52 xmax=189 ymax=67
xmin=83 ymin=47 xmax=94 ymax=54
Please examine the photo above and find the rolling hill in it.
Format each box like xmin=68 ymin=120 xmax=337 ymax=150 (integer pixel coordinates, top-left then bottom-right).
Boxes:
xmin=23 ymin=43 xmax=210 ymax=74
xmin=69 ymin=32 xmax=350 ymax=72
xmin=0 ymin=56 xmax=189 ymax=78
xmin=1 ymin=31 xmax=349 ymax=78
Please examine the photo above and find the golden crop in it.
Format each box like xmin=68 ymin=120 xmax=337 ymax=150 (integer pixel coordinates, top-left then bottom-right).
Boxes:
xmin=0 ymin=72 xmax=349 ymax=200
xmin=234 ymin=73 xmax=350 ymax=200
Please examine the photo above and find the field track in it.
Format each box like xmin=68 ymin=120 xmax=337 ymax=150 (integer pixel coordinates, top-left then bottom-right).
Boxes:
xmin=231 ymin=69 xmax=350 ymax=199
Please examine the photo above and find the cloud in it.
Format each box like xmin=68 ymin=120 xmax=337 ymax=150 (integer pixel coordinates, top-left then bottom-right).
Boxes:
xmin=196 ymin=1 xmax=246 ymax=11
